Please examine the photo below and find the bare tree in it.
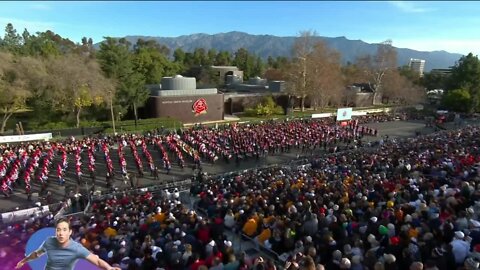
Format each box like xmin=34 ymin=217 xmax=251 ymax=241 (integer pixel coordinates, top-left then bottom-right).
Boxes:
xmin=264 ymin=68 xmax=286 ymax=81
xmin=356 ymin=40 xmax=397 ymax=105
xmin=340 ymin=64 xmax=364 ymax=107
xmin=307 ymin=41 xmax=344 ymax=109
xmin=383 ymin=70 xmax=425 ymax=105
xmin=286 ymin=30 xmax=317 ymax=112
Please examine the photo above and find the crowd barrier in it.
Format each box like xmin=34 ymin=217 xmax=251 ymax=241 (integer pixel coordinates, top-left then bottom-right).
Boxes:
xmin=0 ymin=132 xmax=52 ymax=143
xmin=24 ymin=127 xmax=104 ymax=138
xmin=90 ymin=178 xmax=192 ymax=202
xmin=53 ymin=199 xmax=71 ymax=220
xmin=206 ymin=163 xmax=282 ymax=180
xmin=1 ymin=205 xmax=51 ymax=225
xmin=1 ymin=177 xmax=193 ymax=225
xmin=52 ymin=198 xmax=93 ymax=221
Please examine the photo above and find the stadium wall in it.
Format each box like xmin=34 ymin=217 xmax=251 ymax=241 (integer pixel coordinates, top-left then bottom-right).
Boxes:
xmin=147 ymin=94 xmax=224 ymax=124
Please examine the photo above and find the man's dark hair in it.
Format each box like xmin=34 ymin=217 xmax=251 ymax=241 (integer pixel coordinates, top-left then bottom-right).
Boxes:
xmin=55 ymin=217 xmax=71 ymax=230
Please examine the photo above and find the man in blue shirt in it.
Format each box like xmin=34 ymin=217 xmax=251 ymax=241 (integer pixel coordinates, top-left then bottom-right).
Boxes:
xmin=16 ymin=217 xmax=120 ymax=270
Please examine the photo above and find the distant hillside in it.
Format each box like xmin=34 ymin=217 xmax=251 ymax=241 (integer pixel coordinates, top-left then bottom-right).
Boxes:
xmin=95 ymin=31 xmax=463 ymax=72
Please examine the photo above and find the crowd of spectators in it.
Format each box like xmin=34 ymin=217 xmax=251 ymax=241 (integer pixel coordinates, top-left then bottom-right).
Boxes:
xmin=1 ymin=188 xmax=282 ymax=270
xmin=4 ymin=113 xmax=478 ymax=270
xmin=194 ymin=125 xmax=480 ymax=270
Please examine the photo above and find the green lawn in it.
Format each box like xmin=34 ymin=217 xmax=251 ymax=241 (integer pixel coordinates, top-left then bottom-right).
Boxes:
xmin=103 ymin=118 xmax=183 ymax=133
xmin=236 ymin=105 xmax=407 ymax=123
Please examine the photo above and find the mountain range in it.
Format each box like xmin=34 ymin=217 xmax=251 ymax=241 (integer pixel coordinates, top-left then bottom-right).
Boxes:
xmin=99 ymin=31 xmax=463 ymax=72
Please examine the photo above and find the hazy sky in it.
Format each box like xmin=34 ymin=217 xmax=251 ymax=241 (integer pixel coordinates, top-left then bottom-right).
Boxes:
xmin=0 ymin=1 xmax=479 ymax=56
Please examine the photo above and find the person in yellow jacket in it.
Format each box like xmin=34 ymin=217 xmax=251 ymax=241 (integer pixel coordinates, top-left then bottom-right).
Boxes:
xmin=256 ymin=226 xmax=272 ymax=246
xmin=103 ymin=226 xmax=117 ymax=238
xmin=154 ymin=208 xmax=166 ymax=223
xmin=243 ymin=216 xmax=258 ymax=237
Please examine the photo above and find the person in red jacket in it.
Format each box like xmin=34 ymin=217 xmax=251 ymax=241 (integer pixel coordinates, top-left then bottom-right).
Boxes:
xmin=190 ymin=253 xmax=206 ymax=270
xmin=197 ymin=220 xmax=211 ymax=245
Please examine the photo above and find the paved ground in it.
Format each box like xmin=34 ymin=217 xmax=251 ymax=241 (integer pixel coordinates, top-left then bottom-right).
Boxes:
xmin=0 ymin=119 xmax=470 ymax=213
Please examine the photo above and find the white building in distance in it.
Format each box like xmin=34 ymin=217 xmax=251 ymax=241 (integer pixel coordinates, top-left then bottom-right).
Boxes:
xmin=408 ymin=58 xmax=426 ymax=77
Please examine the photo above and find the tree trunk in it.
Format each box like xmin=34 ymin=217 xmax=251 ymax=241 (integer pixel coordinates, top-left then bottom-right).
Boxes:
xmin=1 ymin=112 xmax=13 ymax=134
xmin=76 ymin=107 xmax=82 ymax=128
xmin=319 ymin=99 xmax=328 ymax=110
xmin=133 ymin=102 xmax=138 ymax=128
xmin=301 ymin=96 xmax=305 ymax=112
xmin=110 ymin=99 xmax=116 ymax=135
xmin=471 ymin=95 xmax=479 ymax=114
xmin=372 ymin=91 xmax=378 ymax=106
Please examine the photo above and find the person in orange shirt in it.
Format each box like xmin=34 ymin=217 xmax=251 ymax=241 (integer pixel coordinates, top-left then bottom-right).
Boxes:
xmin=103 ymin=225 xmax=117 ymax=238
xmin=395 ymin=208 xmax=404 ymax=222
xmin=408 ymin=227 xmax=419 ymax=239
xmin=263 ymin=214 xmax=275 ymax=226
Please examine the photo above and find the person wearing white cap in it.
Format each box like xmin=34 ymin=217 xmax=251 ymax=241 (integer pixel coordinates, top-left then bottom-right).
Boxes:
xmin=455 ymin=231 xmax=465 ymax=239
xmin=224 ymin=240 xmax=233 ymax=248
xmin=365 ymin=216 xmax=379 ymax=237
xmin=470 ymin=219 xmax=480 ymax=229
xmin=340 ymin=257 xmax=352 ymax=269
xmin=152 ymin=246 xmax=162 ymax=260
xmin=451 ymin=231 xmax=470 ymax=266
xmin=383 ymin=253 xmax=396 ymax=265
xmin=205 ymin=240 xmax=216 ymax=257
xmin=409 ymin=261 xmax=423 ymax=270
xmin=405 ymin=214 xmax=413 ymax=223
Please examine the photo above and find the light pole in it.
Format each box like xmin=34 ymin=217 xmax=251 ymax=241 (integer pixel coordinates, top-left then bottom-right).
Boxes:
xmin=108 ymin=90 xmax=116 ymax=135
